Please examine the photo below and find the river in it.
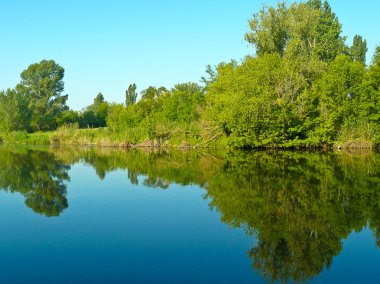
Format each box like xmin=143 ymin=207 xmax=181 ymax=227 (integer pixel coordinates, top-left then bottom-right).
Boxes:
xmin=0 ymin=145 xmax=379 ymax=283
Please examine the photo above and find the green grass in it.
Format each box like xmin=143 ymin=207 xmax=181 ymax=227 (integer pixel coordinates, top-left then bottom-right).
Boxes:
xmin=334 ymin=120 xmax=378 ymax=149
xmin=2 ymin=120 xmax=377 ymax=150
xmin=1 ymin=131 xmax=52 ymax=145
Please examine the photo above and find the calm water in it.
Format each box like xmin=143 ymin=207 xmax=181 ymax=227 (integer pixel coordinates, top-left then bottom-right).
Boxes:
xmin=0 ymin=145 xmax=379 ymax=283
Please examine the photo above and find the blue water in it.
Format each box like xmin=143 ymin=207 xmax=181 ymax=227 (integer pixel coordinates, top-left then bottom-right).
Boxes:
xmin=0 ymin=146 xmax=379 ymax=283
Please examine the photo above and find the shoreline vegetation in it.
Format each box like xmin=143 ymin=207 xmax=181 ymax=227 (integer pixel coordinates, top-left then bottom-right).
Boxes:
xmin=1 ymin=0 xmax=380 ymax=151
xmin=0 ymin=127 xmax=375 ymax=151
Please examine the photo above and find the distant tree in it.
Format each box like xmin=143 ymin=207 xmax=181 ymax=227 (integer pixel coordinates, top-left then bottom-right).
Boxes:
xmin=141 ymin=86 xmax=168 ymax=100
xmin=94 ymin=92 xmax=105 ymax=105
xmin=126 ymin=83 xmax=137 ymax=107
xmin=351 ymin=35 xmax=368 ymax=64
xmin=79 ymin=110 xmax=97 ymax=128
xmin=80 ymin=92 xmax=109 ymax=128
xmin=16 ymin=60 xmax=68 ymax=131
xmin=56 ymin=109 xmax=79 ymax=128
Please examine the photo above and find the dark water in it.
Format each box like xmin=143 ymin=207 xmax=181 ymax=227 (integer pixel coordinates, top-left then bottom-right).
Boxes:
xmin=0 ymin=145 xmax=379 ymax=283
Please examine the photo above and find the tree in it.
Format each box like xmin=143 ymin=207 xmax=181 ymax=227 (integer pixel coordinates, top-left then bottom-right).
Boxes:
xmin=140 ymin=86 xmax=167 ymax=100
xmin=16 ymin=60 xmax=68 ymax=131
xmin=106 ymin=103 xmax=129 ymax=132
xmin=312 ymin=55 xmax=366 ymax=141
xmin=205 ymin=55 xmax=311 ymax=147
xmin=79 ymin=92 xmax=109 ymax=128
xmin=94 ymin=92 xmax=105 ymax=105
xmin=245 ymin=1 xmax=345 ymax=63
xmin=309 ymin=0 xmax=345 ymax=62
xmin=0 ymin=89 xmax=30 ymax=133
xmin=56 ymin=109 xmax=79 ymax=128
xmin=126 ymin=83 xmax=137 ymax=107
xmin=245 ymin=2 xmax=289 ymax=56
xmin=201 ymin=65 xmax=218 ymax=88
xmin=361 ymin=45 xmax=380 ymax=123
xmin=351 ymin=35 xmax=368 ymax=64
xmin=372 ymin=45 xmax=380 ymax=66
xmin=160 ymin=83 xmax=205 ymax=123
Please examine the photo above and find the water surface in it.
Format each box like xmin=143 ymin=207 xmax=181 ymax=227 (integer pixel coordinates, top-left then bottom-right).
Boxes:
xmin=0 ymin=145 xmax=379 ymax=283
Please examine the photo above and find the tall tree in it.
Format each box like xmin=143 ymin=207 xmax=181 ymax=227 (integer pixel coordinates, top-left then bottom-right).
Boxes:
xmin=126 ymin=83 xmax=137 ymax=107
xmin=245 ymin=0 xmax=345 ymax=63
xmin=311 ymin=0 xmax=345 ymax=62
xmin=351 ymin=35 xmax=368 ymax=64
xmin=16 ymin=60 xmax=68 ymax=131
xmin=245 ymin=2 xmax=289 ymax=56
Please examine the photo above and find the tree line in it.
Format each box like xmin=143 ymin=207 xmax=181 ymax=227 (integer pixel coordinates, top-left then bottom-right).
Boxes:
xmin=1 ymin=0 xmax=380 ymax=148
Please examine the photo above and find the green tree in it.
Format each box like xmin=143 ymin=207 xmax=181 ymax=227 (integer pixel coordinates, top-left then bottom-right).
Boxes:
xmin=206 ymin=55 xmax=312 ymax=147
xmin=246 ymin=1 xmax=345 ymax=63
xmin=359 ymin=45 xmax=380 ymax=126
xmin=16 ymin=60 xmax=68 ymax=131
xmin=312 ymin=55 xmax=366 ymax=142
xmin=126 ymin=83 xmax=137 ymax=107
xmin=94 ymin=92 xmax=105 ymax=105
xmin=56 ymin=109 xmax=79 ymax=127
xmin=201 ymin=65 xmax=218 ymax=88
xmin=106 ymin=103 xmax=129 ymax=132
xmin=141 ymin=86 xmax=167 ymax=100
xmin=81 ymin=92 xmax=109 ymax=128
xmin=372 ymin=45 xmax=380 ymax=66
xmin=0 ymin=89 xmax=30 ymax=133
xmin=160 ymin=82 xmax=205 ymax=123
xmin=245 ymin=2 xmax=289 ymax=56
xmin=350 ymin=34 xmax=368 ymax=64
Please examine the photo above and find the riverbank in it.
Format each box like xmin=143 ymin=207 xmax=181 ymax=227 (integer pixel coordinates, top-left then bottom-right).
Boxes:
xmin=0 ymin=127 xmax=377 ymax=150
xmin=0 ymin=128 xmax=198 ymax=148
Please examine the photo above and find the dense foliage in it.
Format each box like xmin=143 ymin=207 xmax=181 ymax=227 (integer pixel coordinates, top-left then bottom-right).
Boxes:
xmin=205 ymin=0 xmax=380 ymax=148
xmin=0 ymin=0 xmax=379 ymax=148
xmin=107 ymin=82 xmax=205 ymax=143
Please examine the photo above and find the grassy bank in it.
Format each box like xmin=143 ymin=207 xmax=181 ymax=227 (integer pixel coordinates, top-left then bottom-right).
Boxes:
xmin=0 ymin=124 xmax=378 ymax=150
xmin=0 ymin=125 xmax=205 ymax=148
xmin=0 ymin=128 xmax=131 ymax=147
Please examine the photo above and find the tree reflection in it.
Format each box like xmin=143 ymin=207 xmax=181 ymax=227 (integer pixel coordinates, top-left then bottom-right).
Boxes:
xmin=205 ymin=151 xmax=380 ymax=283
xmin=0 ymin=146 xmax=70 ymax=217
xmin=0 ymin=145 xmax=379 ymax=282
xmin=60 ymin=147 xmax=380 ymax=283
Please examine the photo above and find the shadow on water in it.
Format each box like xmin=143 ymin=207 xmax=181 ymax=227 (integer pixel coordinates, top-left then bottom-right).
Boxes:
xmin=0 ymin=145 xmax=380 ymax=282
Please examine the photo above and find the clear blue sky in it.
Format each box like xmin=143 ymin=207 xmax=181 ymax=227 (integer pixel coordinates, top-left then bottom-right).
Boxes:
xmin=0 ymin=0 xmax=379 ymax=110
